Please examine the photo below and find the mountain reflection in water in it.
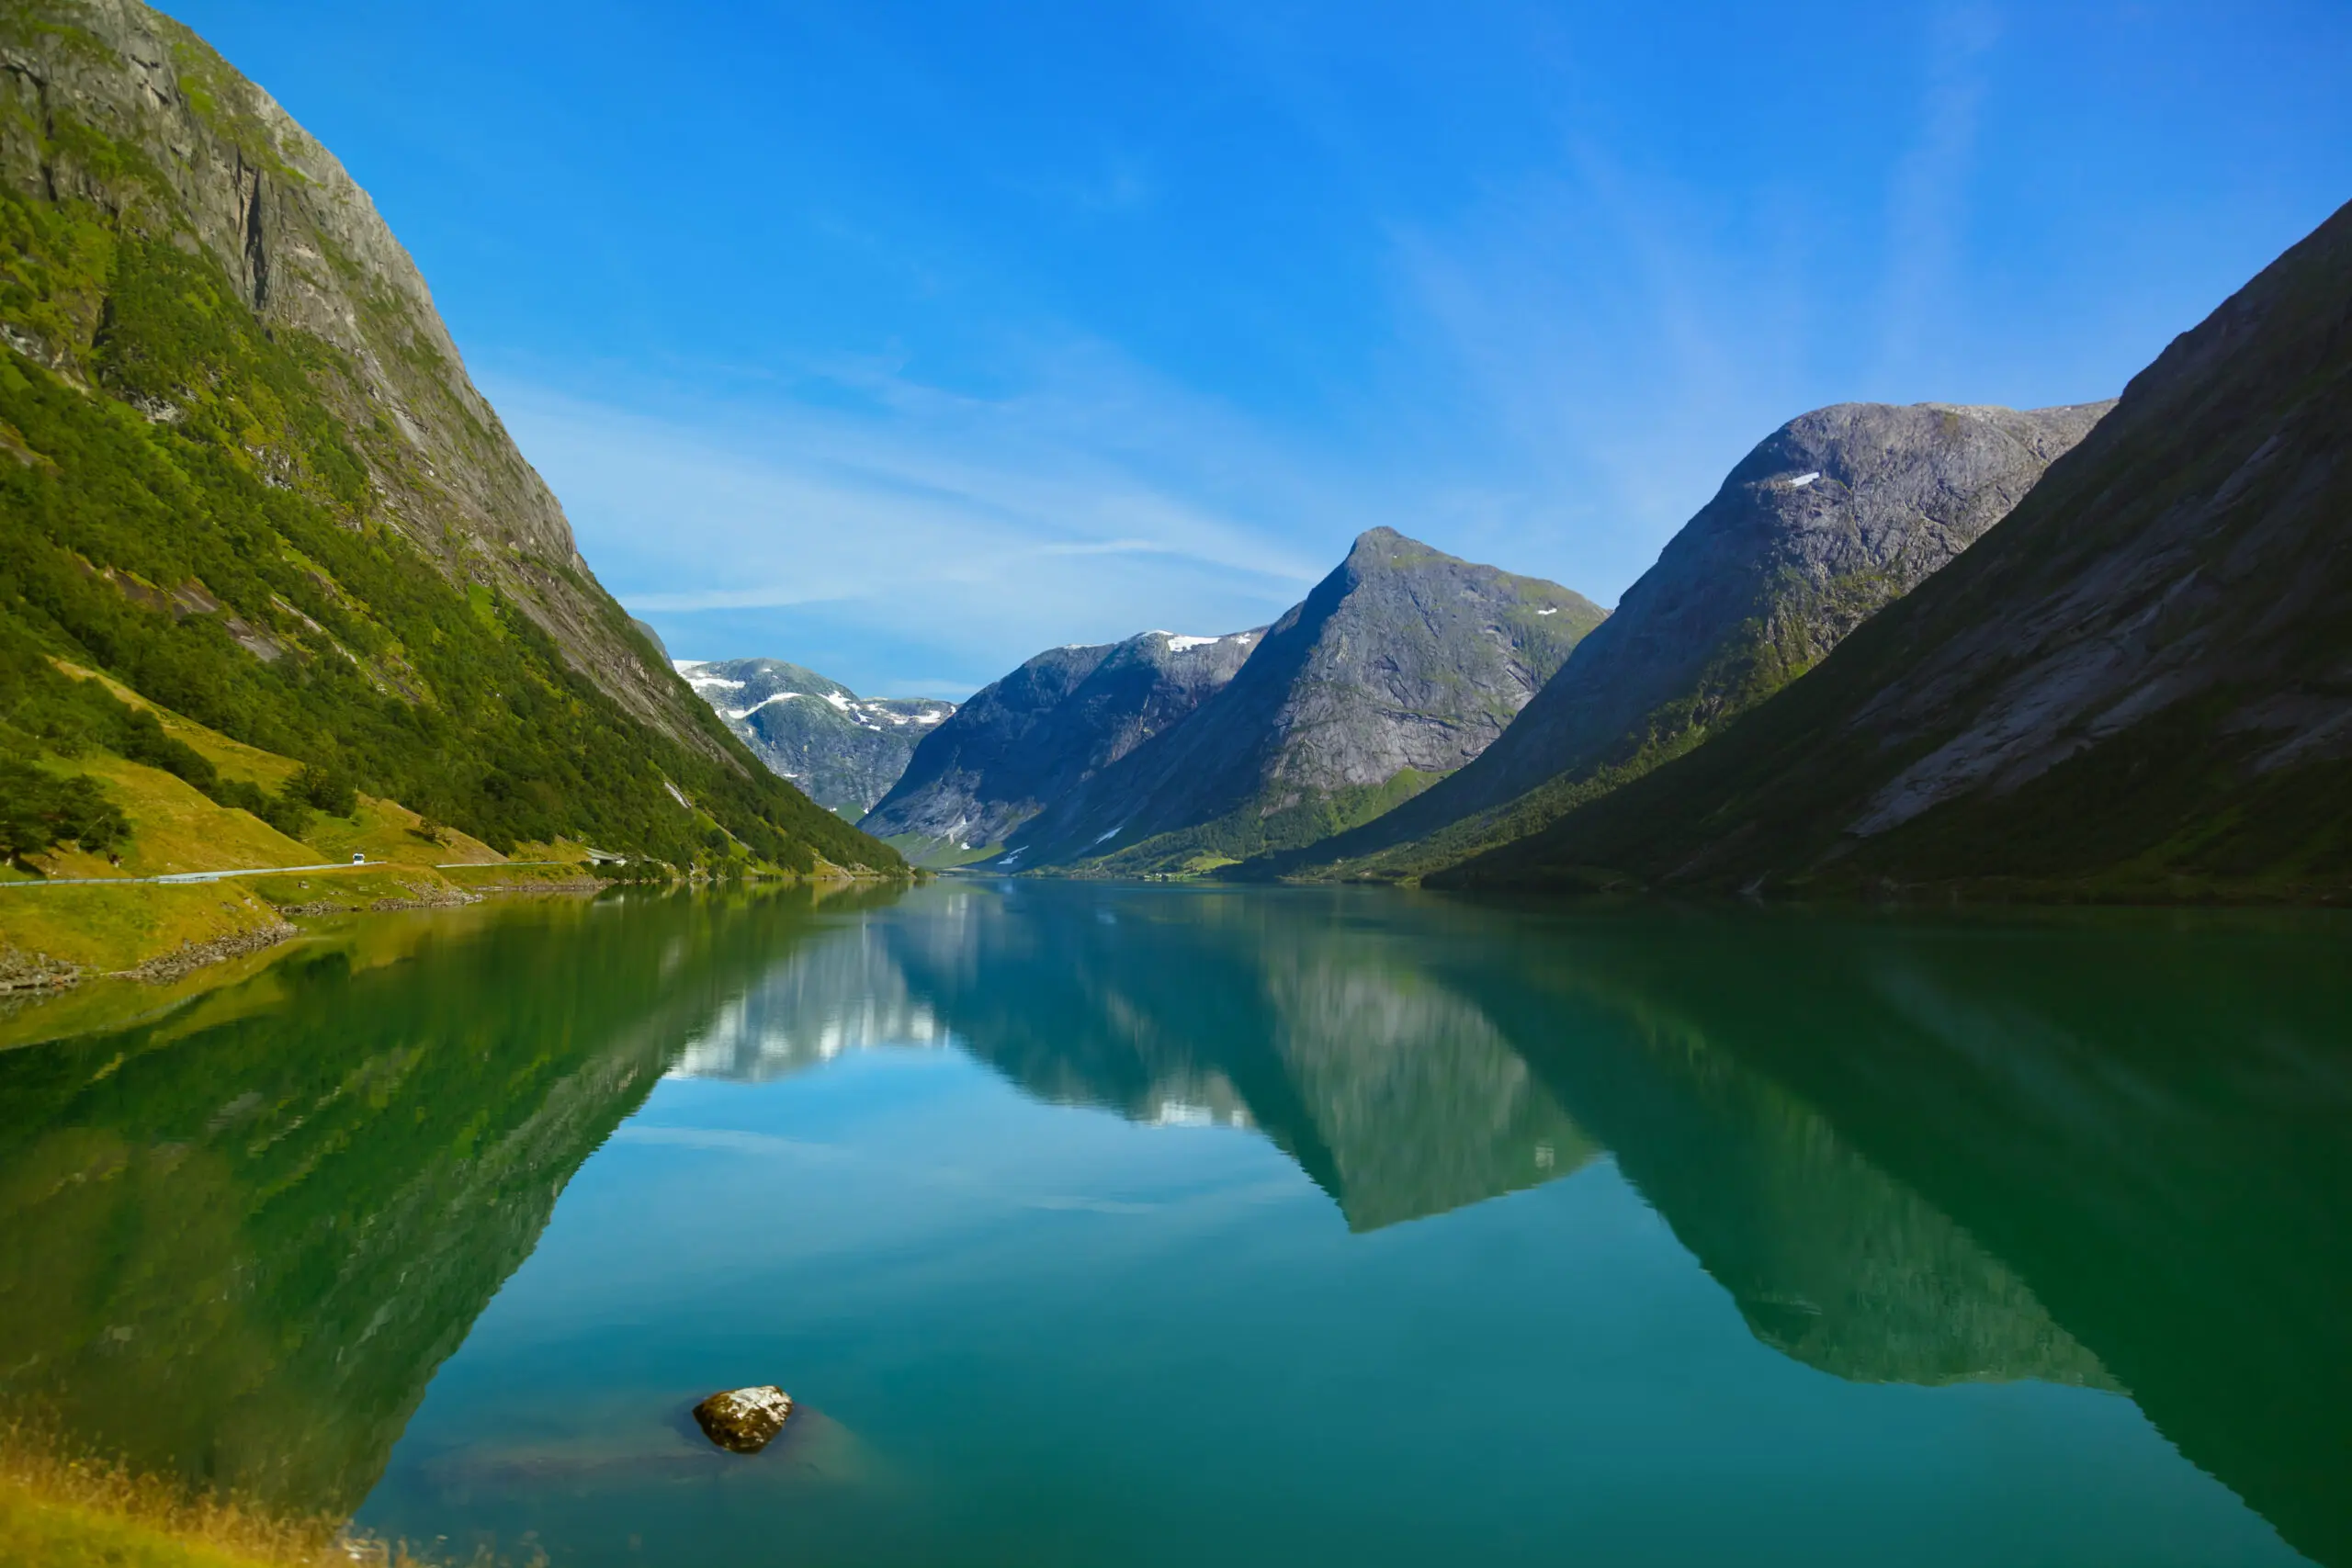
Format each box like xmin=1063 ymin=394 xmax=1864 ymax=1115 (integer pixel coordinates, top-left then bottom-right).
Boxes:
xmin=1 ymin=883 xmax=2345 ymax=1566
xmin=0 ymin=887 xmax=865 ymax=1511
xmin=675 ymin=885 xmax=2349 ymax=1562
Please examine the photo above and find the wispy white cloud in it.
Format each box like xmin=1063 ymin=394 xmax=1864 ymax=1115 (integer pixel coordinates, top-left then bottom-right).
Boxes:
xmin=481 ymin=2 xmax=2069 ymax=700
xmin=481 ymin=344 xmax=1351 ymax=691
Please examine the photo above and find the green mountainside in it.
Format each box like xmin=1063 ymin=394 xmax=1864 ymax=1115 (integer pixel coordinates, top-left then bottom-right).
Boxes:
xmin=0 ymin=0 xmax=898 ymax=875
xmin=1442 ymin=200 xmax=2352 ymax=901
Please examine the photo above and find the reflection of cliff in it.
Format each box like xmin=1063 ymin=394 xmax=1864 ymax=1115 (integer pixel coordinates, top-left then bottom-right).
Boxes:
xmin=887 ymin=887 xmax=1591 ymax=1230
xmin=671 ymin=918 xmax=947 ymax=1081
xmin=901 ymin=887 xmax=2352 ymax=1563
xmin=0 ymin=886 xmax=853 ymax=1515
xmin=1444 ymin=905 xmax=2352 ymax=1568
xmin=1444 ymin=959 xmax=2109 ymax=1388
xmin=1256 ymin=942 xmax=1594 ymax=1231
xmin=887 ymin=884 xmax=2098 ymax=1388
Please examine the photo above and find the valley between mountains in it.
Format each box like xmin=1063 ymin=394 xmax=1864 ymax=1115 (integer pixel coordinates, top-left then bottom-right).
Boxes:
xmin=3 ymin=0 xmax=2348 ymax=1007
xmin=691 ymin=200 xmax=2351 ymax=902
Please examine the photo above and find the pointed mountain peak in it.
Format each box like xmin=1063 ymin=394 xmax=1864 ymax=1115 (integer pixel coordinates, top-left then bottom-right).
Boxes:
xmin=1344 ymin=526 xmax=1433 ymax=564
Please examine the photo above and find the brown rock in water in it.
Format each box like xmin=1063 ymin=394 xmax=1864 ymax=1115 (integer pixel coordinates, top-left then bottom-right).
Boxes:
xmin=692 ymin=1386 xmax=795 ymax=1453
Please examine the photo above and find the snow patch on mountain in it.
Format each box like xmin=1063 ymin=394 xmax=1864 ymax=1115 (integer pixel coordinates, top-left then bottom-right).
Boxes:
xmin=674 ymin=656 xmax=959 ymax=816
xmin=725 ymin=693 xmax=801 ymax=720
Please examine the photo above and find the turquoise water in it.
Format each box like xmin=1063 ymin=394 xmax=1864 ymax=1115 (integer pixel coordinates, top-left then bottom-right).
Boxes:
xmin=3 ymin=883 xmax=2347 ymax=1565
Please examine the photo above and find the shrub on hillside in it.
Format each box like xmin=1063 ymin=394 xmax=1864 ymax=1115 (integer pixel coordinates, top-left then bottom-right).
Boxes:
xmin=0 ymin=758 xmax=129 ymax=869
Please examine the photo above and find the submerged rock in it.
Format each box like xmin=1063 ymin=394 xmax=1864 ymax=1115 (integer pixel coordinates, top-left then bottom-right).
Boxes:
xmin=691 ymin=1386 xmax=795 ymax=1453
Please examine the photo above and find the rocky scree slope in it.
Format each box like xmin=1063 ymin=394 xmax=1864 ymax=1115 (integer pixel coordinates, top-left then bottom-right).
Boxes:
xmin=676 ymin=658 xmax=955 ymax=817
xmin=996 ymin=528 xmax=1605 ymax=874
xmin=0 ymin=0 xmax=896 ymax=871
xmin=1444 ymin=199 xmax=2352 ymax=900
xmin=1250 ymin=400 xmax=2109 ymax=884
xmin=862 ymin=628 xmax=1260 ymax=863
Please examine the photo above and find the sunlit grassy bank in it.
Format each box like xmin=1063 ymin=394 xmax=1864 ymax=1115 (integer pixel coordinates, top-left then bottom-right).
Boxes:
xmin=0 ymin=1424 xmax=353 ymax=1568
xmin=0 ymin=1418 xmax=538 ymax=1567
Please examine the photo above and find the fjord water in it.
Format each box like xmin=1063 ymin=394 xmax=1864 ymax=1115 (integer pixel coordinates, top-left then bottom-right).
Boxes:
xmin=2 ymin=887 xmax=2346 ymax=1567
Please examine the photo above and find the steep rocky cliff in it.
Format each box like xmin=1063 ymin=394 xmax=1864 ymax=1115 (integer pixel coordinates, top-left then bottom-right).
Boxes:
xmin=1445 ymin=200 xmax=2352 ymax=899
xmin=677 ymin=658 xmax=954 ymax=817
xmin=0 ymin=0 xmax=895 ymax=870
xmin=997 ymin=528 xmax=1603 ymax=874
xmin=861 ymin=627 xmax=1261 ymax=863
xmin=1253 ymin=401 xmax=2109 ymax=883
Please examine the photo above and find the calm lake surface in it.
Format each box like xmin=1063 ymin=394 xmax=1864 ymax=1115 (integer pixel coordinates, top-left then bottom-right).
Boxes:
xmin=3 ymin=882 xmax=2348 ymax=1567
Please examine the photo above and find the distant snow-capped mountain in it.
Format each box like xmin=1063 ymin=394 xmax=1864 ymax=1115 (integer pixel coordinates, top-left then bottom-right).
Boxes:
xmin=674 ymin=659 xmax=956 ymax=817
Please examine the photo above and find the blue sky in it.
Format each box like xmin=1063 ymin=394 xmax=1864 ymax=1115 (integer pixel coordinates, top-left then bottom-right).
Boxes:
xmin=174 ymin=1 xmax=2352 ymax=698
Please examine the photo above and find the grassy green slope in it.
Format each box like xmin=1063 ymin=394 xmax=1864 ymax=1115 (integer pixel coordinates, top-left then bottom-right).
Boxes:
xmin=0 ymin=17 xmax=898 ymax=875
xmin=1439 ymin=204 xmax=2352 ymax=902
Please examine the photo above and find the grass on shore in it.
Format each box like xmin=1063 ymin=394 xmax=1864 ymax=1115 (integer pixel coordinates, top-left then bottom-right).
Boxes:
xmin=0 ymin=881 xmax=288 ymax=978
xmin=437 ymin=861 xmax=605 ymax=892
xmin=0 ymin=1419 xmax=406 ymax=1568
xmin=243 ymin=865 xmax=468 ymax=912
xmin=1 ymin=672 xmax=605 ymax=983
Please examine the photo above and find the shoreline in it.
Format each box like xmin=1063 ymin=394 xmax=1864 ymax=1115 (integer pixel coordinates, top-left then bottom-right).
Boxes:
xmin=0 ymin=864 xmax=912 ymax=1024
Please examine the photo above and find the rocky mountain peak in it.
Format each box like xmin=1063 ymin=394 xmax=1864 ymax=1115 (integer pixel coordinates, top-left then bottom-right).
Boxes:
xmin=860 ymin=626 xmax=1264 ymax=861
xmin=675 ymin=660 xmax=955 ymax=818
xmin=994 ymin=530 xmax=1606 ymax=873
xmin=1343 ymin=525 xmax=1411 ymax=560
xmin=1251 ymin=399 xmax=2112 ymax=883
xmin=1442 ymin=200 xmax=2352 ymax=897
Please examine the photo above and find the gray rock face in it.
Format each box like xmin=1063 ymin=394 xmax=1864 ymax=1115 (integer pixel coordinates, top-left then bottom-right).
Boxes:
xmin=1446 ymin=199 xmax=2352 ymax=897
xmin=0 ymin=0 xmax=725 ymax=758
xmin=677 ymin=660 xmax=955 ymax=818
xmin=1265 ymin=401 xmax=2110 ymax=879
xmin=1001 ymin=528 xmax=1606 ymax=873
xmin=861 ymin=629 xmax=1262 ymax=858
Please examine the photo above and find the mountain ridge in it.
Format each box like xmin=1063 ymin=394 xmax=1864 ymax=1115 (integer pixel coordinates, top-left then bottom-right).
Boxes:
xmin=1442 ymin=199 xmax=2352 ymax=900
xmin=0 ymin=0 xmax=899 ymax=874
xmin=997 ymin=526 xmax=1605 ymax=874
xmin=1240 ymin=400 xmax=2111 ymax=885
xmin=676 ymin=657 xmax=955 ymax=818
xmin=862 ymin=626 xmax=1263 ymax=863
